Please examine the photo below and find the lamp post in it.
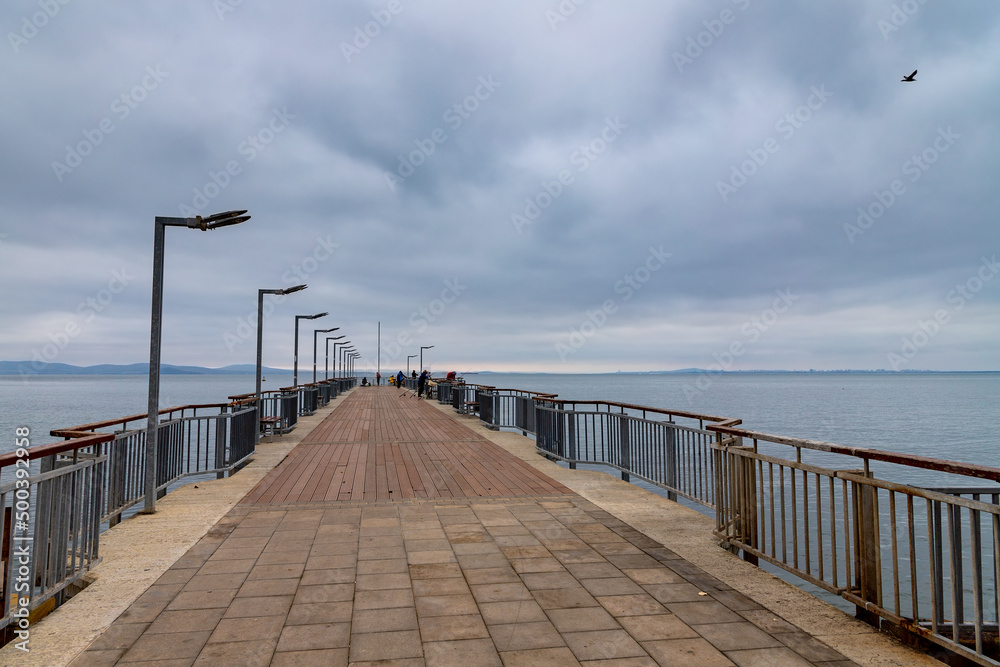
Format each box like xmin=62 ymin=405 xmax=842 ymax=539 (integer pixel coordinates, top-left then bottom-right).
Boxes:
xmin=313 ymin=327 xmax=339 ymax=383
xmin=407 ymin=354 xmax=417 ymax=374
xmin=339 ymin=346 xmax=356 ymax=380
xmin=349 ymin=352 xmax=359 ymax=380
xmin=420 ymin=345 xmax=434 ymax=373
xmin=256 ymin=284 xmax=307 ymax=442
xmin=294 ymin=312 xmax=327 ymax=386
xmin=332 ymin=341 xmax=351 ymax=379
xmin=144 ymin=209 xmax=250 ymax=514
xmin=325 ymin=336 xmax=345 ymax=380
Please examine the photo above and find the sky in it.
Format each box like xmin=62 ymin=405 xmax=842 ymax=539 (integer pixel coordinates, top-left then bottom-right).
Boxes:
xmin=1 ymin=0 xmax=998 ymax=374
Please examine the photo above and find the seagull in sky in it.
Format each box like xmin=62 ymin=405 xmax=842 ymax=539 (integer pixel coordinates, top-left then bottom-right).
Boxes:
xmin=901 ymin=69 xmax=917 ymax=82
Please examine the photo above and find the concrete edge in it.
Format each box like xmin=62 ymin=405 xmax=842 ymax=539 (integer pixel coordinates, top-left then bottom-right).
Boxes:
xmin=426 ymin=401 xmax=944 ymax=667
xmin=0 ymin=392 xmax=354 ymax=667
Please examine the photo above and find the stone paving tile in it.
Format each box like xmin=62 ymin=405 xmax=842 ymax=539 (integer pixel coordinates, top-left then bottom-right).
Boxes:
xmin=532 ymin=587 xmax=600 ymax=610
xmin=579 ymin=577 xmax=646 ymax=597
xmin=68 ymin=649 xmax=126 ymax=667
xmin=621 ymin=567 xmax=686 ymax=585
xmin=354 ymin=607 xmax=419 ymax=633
xmin=480 ymin=600 xmax=550 ymax=625
xmin=464 ymin=566 xmax=520 ymax=585
xmin=409 ymin=562 xmax=464 ymax=579
xmin=118 ymin=630 xmax=212 ymax=663
xmin=565 ymin=562 xmax=625 ymax=579
xmin=223 ymin=594 xmax=293 ymax=618
xmin=546 ymin=606 xmax=621 ymax=633
xmin=355 ymin=587 xmax=415 ymax=610
xmin=499 ymin=646 xmax=582 ymax=666
xmin=562 ymin=629 xmax=647 ymax=661
xmin=726 ymin=646 xmax=813 ymax=667
xmin=641 ymin=637 xmax=735 ymax=666
xmin=423 ymin=638 xmax=503 ymax=667
xmin=418 ymin=614 xmax=491 ymax=642
xmin=412 ymin=577 xmax=470 ymax=597
xmin=300 ymin=567 xmax=356 ymax=585
xmin=155 ymin=568 xmax=199 ymax=586
xmin=293 ymin=583 xmax=355 ymax=604
xmin=85 ymin=622 xmax=149 ymax=651
xmin=270 ymin=648 xmax=348 ymax=667
xmin=520 ymin=571 xmax=580 ymax=591
xmin=415 ymin=593 xmax=479 ymax=617
xmin=489 ymin=620 xmax=567 ymax=652
xmin=693 ymin=621 xmax=784 ymax=652
xmin=617 ymin=613 xmax=699 ymax=642
xmin=146 ymin=609 xmax=226 ymax=634
xmin=597 ymin=593 xmax=668 ymax=617
xmin=165 ymin=588 xmax=238 ymax=611
xmin=773 ymin=631 xmax=850 ymax=662
xmin=207 ymin=615 xmax=286 ymax=644
xmin=358 ymin=557 xmax=409 ymax=574
xmin=275 ymin=622 xmax=351 ymax=652
xmin=667 ymin=600 xmax=745 ymax=626
xmin=286 ymin=600 xmax=353 ymax=625
xmin=644 ymin=582 xmax=713 ymax=604
xmin=236 ymin=577 xmax=299 ymax=598
xmin=471 ymin=582 xmax=533 ymax=603
xmin=350 ymin=629 xmax=423 ymax=662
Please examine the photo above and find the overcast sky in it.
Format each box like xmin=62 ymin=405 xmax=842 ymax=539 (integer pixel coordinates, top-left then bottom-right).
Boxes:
xmin=1 ymin=0 xmax=997 ymax=374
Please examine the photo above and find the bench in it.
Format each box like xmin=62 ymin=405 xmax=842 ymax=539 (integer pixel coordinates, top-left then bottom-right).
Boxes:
xmin=260 ymin=416 xmax=281 ymax=442
xmin=464 ymin=401 xmax=479 ymax=415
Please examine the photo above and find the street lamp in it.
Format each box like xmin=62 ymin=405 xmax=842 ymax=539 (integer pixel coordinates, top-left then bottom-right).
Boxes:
xmin=407 ymin=354 xmax=417 ymax=374
xmin=145 ymin=209 xmax=250 ymax=514
xmin=256 ymin=284 xmax=307 ymax=439
xmin=420 ymin=345 xmax=435 ymax=373
xmin=313 ymin=327 xmax=339 ymax=383
xmin=294 ymin=312 xmax=327 ymax=386
xmin=325 ymin=335 xmax=345 ymax=380
xmin=339 ymin=346 xmax=356 ymax=379
xmin=349 ymin=352 xmax=360 ymax=379
xmin=332 ymin=341 xmax=351 ymax=379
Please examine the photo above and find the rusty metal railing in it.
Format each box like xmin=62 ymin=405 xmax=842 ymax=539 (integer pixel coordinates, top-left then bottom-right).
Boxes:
xmin=709 ymin=423 xmax=1000 ymax=665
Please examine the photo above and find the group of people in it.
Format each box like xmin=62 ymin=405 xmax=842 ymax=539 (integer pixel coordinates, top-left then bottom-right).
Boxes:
xmin=366 ymin=370 xmax=458 ymax=399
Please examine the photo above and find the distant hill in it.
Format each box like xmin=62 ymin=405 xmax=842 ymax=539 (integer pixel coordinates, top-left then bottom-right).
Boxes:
xmin=0 ymin=361 xmax=287 ymax=376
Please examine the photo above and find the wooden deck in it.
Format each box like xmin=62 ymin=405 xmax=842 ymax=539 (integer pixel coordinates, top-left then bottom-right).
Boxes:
xmin=241 ymin=387 xmax=571 ymax=505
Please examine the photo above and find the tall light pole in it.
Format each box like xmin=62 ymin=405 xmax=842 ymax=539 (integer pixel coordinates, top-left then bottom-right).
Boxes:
xmin=294 ymin=312 xmax=327 ymax=386
xmin=349 ymin=352 xmax=359 ymax=379
xmin=407 ymin=354 xmax=417 ymax=374
xmin=325 ymin=335 xmax=345 ymax=380
xmin=339 ymin=346 xmax=355 ymax=379
xmin=420 ymin=345 xmax=434 ymax=373
xmin=313 ymin=327 xmax=339 ymax=383
xmin=332 ymin=341 xmax=351 ymax=379
xmin=257 ymin=284 xmax=307 ymax=440
xmin=145 ymin=209 xmax=250 ymax=514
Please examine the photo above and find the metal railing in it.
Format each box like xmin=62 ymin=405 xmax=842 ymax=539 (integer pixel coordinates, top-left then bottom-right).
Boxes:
xmin=0 ymin=433 xmax=110 ymax=632
xmin=709 ymin=424 xmax=1000 ymax=665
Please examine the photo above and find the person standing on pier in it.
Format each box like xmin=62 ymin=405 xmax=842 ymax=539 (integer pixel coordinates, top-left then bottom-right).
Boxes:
xmin=396 ymin=370 xmax=404 ymax=388
xmin=417 ymin=369 xmax=429 ymax=398
xmin=376 ymin=372 xmax=381 ymax=386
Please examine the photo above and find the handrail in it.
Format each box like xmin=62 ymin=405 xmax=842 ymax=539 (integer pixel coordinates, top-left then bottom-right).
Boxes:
xmin=51 ymin=402 xmax=235 ymax=437
xmin=708 ymin=423 xmax=1000 ymax=483
xmin=0 ymin=432 xmax=114 ymax=469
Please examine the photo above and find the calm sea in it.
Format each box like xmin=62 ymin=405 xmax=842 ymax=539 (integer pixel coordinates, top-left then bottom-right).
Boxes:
xmin=2 ymin=372 xmax=997 ymax=469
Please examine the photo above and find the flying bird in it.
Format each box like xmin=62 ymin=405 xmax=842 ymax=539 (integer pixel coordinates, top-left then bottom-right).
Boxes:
xmin=901 ymin=69 xmax=917 ymax=82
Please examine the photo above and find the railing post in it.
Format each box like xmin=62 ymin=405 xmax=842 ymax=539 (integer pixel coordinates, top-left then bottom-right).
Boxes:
xmin=735 ymin=443 xmax=758 ymax=564
xmin=619 ymin=416 xmax=630 ymax=482
xmin=567 ymin=415 xmax=576 ymax=469
xmin=851 ymin=471 xmax=881 ymax=627
xmin=215 ymin=416 xmax=227 ymax=480
xmin=665 ymin=421 xmax=677 ymax=501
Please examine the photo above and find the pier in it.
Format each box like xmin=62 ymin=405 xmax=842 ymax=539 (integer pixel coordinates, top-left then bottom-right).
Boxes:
xmin=22 ymin=387 xmax=937 ymax=666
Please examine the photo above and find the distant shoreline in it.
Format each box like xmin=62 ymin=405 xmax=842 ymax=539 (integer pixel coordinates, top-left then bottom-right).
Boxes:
xmin=1 ymin=361 xmax=997 ymax=376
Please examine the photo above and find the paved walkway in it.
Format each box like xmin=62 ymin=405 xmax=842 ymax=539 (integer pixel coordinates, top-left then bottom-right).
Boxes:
xmin=70 ymin=387 xmax=857 ymax=666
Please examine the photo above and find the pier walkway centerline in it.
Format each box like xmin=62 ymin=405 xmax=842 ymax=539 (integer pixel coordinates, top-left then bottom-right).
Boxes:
xmin=72 ymin=387 xmax=861 ymax=666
